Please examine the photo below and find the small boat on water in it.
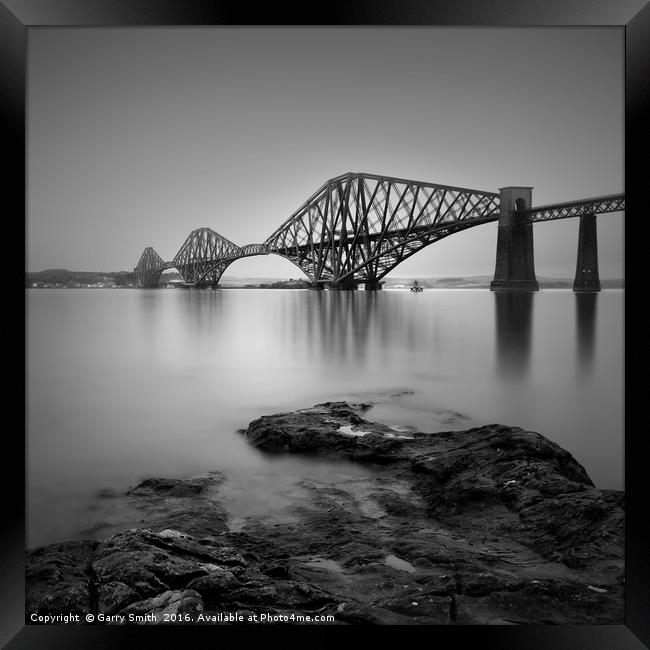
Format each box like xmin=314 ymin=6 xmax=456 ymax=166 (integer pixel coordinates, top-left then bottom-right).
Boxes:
xmin=410 ymin=280 xmax=423 ymax=293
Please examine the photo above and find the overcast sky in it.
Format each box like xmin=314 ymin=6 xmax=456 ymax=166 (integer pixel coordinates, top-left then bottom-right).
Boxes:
xmin=27 ymin=27 xmax=624 ymax=278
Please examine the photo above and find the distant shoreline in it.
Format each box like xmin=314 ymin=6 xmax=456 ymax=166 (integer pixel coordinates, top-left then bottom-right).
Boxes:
xmin=25 ymin=269 xmax=624 ymax=290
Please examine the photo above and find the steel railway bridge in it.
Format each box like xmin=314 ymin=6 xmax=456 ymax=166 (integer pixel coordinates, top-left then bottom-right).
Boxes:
xmin=134 ymin=172 xmax=624 ymax=292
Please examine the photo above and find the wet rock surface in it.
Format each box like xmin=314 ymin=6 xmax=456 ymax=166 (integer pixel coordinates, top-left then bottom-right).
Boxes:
xmin=26 ymin=402 xmax=624 ymax=625
xmin=122 ymin=473 xmax=229 ymax=539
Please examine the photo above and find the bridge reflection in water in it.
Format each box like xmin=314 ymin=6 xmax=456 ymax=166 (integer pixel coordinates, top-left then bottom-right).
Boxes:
xmin=136 ymin=289 xmax=601 ymax=391
xmin=575 ymin=293 xmax=598 ymax=375
xmin=287 ymin=290 xmax=379 ymax=366
xmin=494 ymin=292 xmax=534 ymax=380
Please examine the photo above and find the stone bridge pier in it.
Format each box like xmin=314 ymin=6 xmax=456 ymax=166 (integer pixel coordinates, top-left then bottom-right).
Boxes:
xmin=328 ymin=277 xmax=359 ymax=290
xmin=490 ymin=187 xmax=539 ymax=292
xmin=573 ymin=214 xmax=600 ymax=292
xmin=325 ymin=277 xmax=384 ymax=290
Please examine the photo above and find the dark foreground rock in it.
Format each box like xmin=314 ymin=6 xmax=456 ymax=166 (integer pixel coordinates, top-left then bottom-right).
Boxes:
xmin=26 ymin=402 xmax=624 ymax=625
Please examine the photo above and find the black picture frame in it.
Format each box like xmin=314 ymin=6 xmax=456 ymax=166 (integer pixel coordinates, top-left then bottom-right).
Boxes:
xmin=5 ymin=1 xmax=648 ymax=647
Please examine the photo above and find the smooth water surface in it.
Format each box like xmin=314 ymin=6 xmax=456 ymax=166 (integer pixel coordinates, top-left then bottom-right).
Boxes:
xmin=26 ymin=288 xmax=624 ymax=547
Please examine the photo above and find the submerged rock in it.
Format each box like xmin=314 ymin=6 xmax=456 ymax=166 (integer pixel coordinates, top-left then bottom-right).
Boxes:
xmin=124 ymin=474 xmax=229 ymax=538
xmin=126 ymin=477 xmax=218 ymax=498
xmin=26 ymin=402 xmax=624 ymax=625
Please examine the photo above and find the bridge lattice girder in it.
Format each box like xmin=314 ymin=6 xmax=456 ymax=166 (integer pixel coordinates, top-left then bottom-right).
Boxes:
xmin=134 ymin=247 xmax=167 ymax=287
xmin=172 ymin=228 xmax=242 ymax=285
xmin=519 ymin=193 xmax=625 ymax=223
xmin=239 ymin=243 xmax=270 ymax=256
xmin=263 ymin=172 xmax=500 ymax=283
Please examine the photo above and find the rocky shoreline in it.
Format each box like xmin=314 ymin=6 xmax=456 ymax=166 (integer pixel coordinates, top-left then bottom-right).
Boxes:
xmin=26 ymin=401 xmax=624 ymax=625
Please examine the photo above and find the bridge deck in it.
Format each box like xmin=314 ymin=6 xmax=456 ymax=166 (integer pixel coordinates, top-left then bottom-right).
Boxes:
xmin=520 ymin=193 xmax=624 ymax=223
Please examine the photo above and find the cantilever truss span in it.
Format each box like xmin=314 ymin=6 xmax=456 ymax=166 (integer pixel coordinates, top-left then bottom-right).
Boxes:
xmin=134 ymin=247 xmax=168 ymax=287
xmin=263 ymin=172 xmax=501 ymax=284
xmin=172 ymin=228 xmax=242 ymax=286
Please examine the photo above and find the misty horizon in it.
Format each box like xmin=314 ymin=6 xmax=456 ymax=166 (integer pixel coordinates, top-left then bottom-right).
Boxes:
xmin=26 ymin=267 xmax=626 ymax=281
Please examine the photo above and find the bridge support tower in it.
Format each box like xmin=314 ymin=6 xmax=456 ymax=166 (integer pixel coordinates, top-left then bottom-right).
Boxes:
xmin=364 ymin=280 xmax=383 ymax=290
xmin=490 ymin=187 xmax=539 ymax=292
xmin=573 ymin=214 xmax=600 ymax=292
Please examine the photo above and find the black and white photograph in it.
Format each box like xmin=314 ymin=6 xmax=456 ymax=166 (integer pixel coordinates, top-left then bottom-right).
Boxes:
xmin=6 ymin=1 xmax=649 ymax=645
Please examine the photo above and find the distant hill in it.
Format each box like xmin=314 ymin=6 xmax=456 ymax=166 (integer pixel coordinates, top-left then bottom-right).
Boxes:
xmin=26 ymin=269 xmax=136 ymax=287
